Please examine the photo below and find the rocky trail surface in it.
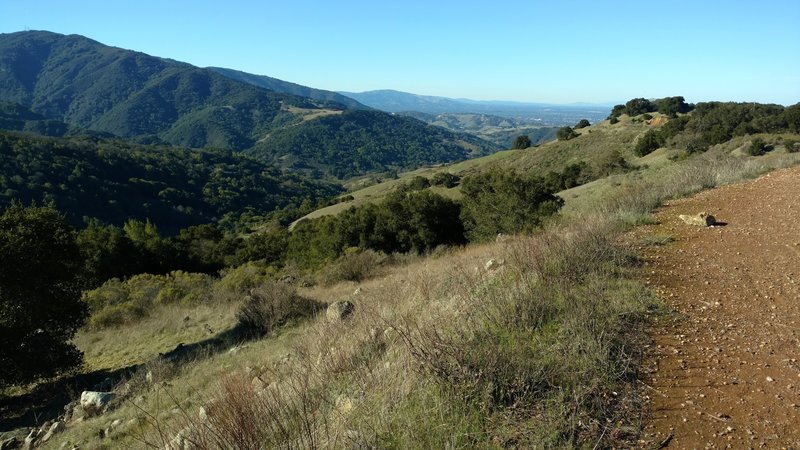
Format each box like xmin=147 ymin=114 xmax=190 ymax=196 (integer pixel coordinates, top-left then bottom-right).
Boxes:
xmin=638 ymin=166 xmax=800 ymax=449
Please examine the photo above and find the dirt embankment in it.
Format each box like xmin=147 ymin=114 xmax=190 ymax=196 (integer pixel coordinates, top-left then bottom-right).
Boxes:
xmin=638 ymin=166 xmax=800 ymax=448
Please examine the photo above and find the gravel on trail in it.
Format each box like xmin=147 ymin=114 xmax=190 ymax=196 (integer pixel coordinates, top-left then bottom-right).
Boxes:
xmin=637 ymin=166 xmax=800 ymax=448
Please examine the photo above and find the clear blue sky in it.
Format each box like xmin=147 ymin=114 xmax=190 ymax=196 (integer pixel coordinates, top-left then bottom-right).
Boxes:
xmin=1 ymin=0 xmax=798 ymax=105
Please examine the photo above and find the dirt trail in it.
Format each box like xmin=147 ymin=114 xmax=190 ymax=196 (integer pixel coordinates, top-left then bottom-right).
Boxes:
xmin=638 ymin=165 xmax=800 ymax=448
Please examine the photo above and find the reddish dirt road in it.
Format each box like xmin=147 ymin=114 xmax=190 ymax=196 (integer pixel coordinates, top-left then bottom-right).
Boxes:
xmin=638 ymin=166 xmax=800 ymax=448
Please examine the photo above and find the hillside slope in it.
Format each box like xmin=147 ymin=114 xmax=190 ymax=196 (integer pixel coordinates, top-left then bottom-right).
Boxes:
xmin=247 ymin=109 xmax=498 ymax=178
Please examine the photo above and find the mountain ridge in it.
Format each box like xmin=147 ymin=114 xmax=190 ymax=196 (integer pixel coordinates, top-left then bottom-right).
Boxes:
xmin=208 ymin=67 xmax=366 ymax=110
xmin=0 ymin=30 xmax=498 ymax=178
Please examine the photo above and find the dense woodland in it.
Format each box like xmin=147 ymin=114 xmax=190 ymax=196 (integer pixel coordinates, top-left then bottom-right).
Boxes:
xmin=0 ymin=131 xmax=342 ymax=233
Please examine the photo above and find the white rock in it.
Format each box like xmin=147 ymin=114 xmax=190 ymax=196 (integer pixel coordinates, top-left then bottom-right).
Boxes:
xmin=80 ymin=391 xmax=115 ymax=416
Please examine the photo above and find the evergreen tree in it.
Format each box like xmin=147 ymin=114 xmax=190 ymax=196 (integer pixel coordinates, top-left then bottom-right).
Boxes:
xmin=0 ymin=203 xmax=87 ymax=387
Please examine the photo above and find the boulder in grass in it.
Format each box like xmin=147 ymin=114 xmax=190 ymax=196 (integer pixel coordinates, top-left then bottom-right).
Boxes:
xmin=679 ymin=212 xmax=716 ymax=227
xmin=326 ymin=301 xmax=355 ymax=322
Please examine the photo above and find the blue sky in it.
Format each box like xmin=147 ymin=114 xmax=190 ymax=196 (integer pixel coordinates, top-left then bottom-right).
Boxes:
xmin=1 ymin=0 xmax=798 ymax=105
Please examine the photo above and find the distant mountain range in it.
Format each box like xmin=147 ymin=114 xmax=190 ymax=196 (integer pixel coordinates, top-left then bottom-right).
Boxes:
xmin=339 ymin=89 xmax=611 ymax=126
xmin=0 ymin=31 xmax=498 ymax=179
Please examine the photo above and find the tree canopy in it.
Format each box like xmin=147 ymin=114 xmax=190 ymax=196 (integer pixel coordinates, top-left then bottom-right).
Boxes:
xmin=459 ymin=170 xmax=563 ymax=242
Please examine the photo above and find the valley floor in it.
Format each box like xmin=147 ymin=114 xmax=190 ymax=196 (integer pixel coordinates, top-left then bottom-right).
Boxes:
xmin=638 ymin=165 xmax=800 ymax=447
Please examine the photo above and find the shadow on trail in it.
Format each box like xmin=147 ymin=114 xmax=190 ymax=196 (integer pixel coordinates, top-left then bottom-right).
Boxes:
xmin=0 ymin=323 xmax=252 ymax=432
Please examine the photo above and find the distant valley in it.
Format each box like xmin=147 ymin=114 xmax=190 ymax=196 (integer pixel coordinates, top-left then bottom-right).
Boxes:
xmin=339 ymin=89 xmax=610 ymax=126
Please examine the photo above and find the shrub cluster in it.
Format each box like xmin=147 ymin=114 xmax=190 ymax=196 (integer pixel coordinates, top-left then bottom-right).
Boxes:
xmin=83 ymin=271 xmax=215 ymax=328
xmin=608 ymin=96 xmax=693 ymax=121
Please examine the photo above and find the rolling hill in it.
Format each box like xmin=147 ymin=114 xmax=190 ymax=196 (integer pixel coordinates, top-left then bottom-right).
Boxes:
xmin=0 ymin=31 xmax=499 ymax=178
xmin=398 ymin=111 xmax=559 ymax=148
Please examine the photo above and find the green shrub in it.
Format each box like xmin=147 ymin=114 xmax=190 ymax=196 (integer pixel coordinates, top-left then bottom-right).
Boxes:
xmin=512 ymin=135 xmax=532 ymax=149
xmin=403 ymin=176 xmax=431 ymax=192
xmin=430 ymin=172 xmax=460 ymax=188
xmin=216 ymin=262 xmax=277 ymax=295
xmin=236 ymin=283 xmax=322 ymax=336
xmin=574 ymin=119 xmax=591 ymax=129
xmin=745 ymin=137 xmax=771 ymax=156
xmin=83 ymin=271 xmax=214 ymax=328
xmin=89 ymin=302 xmax=145 ymax=328
xmin=784 ymin=138 xmax=799 ymax=153
xmin=634 ymin=130 xmax=665 ymax=156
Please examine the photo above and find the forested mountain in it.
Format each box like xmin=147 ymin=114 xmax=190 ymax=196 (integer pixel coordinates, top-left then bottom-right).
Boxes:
xmin=0 ymin=130 xmax=341 ymax=233
xmin=0 ymin=31 xmax=497 ymax=178
xmin=208 ymin=67 xmax=366 ymax=109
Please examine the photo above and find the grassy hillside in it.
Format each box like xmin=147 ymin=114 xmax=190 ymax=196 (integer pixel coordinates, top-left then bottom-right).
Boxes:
xmin=294 ymin=114 xmax=651 ymax=222
xmin=2 ymin=98 xmax=799 ymax=449
xmin=0 ymin=31 xmax=499 ymax=179
xmin=294 ymin=101 xmax=800 ymax=223
xmin=9 ymin=141 xmax=800 ymax=449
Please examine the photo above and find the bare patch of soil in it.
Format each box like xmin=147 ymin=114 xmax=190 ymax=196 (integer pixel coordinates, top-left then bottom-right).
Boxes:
xmin=637 ymin=166 xmax=800 ymax=448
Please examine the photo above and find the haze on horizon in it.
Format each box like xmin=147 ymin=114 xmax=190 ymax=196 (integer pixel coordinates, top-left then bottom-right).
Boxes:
xmin=1 ymin=0 xmax=798 ymax=106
